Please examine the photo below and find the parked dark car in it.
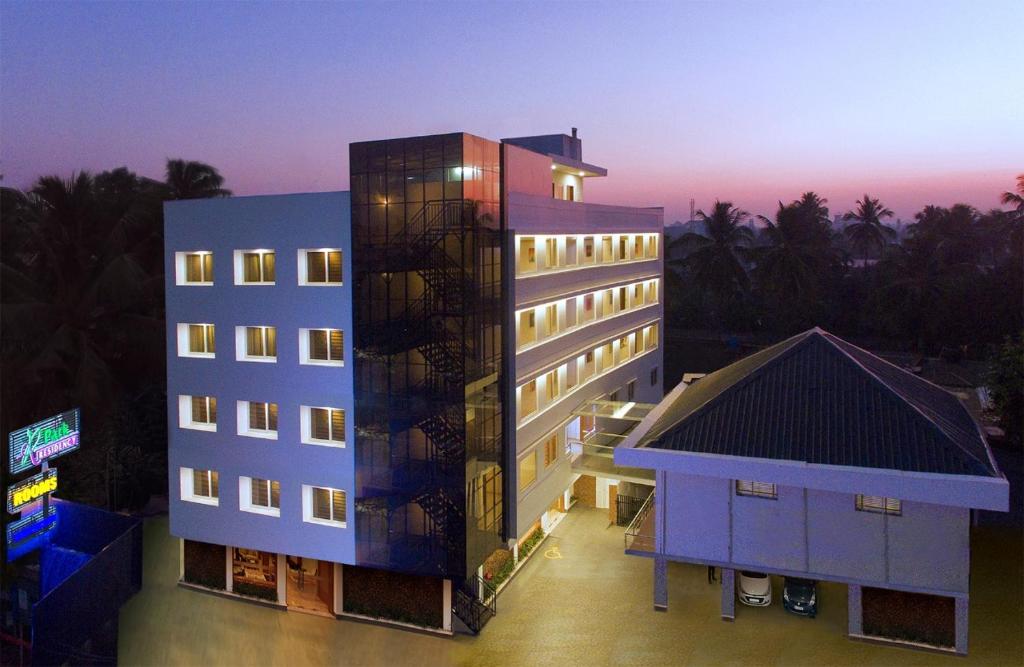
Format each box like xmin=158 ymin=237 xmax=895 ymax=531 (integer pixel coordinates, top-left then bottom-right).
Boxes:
xmin=783 ymin=577 xmax=817 ymax=617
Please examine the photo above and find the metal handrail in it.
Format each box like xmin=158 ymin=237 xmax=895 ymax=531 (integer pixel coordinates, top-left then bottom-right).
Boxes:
xmin=624 ymin=490 xmax=655 ymax=551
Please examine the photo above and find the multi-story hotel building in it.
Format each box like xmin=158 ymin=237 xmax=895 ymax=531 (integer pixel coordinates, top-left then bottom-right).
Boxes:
xmin=165 ymin=130 xmax=663 ymax=633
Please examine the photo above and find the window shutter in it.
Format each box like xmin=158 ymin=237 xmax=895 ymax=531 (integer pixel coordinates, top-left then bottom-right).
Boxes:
xmin=268 ymin=403 xmax=278 ymax=431
xmin=327 ymin=251 xmax=343 ymax=282
xmin=311 ymin=408 xmax=330 ymax=440
xmin=307 ymin=251 xmax=327 ymax=283
xmin=310 ymin=330 xmax=328 ymax=360
xmin=247 ymin=327 xmax=263 ymax=356
xmin=329 ymin=330 xmax=344 ymax=361
xmin=244 ymin=253 xmax=260 ymax=282
xmin=210 ymin=471 xmax=219 ymax=498
xmin=209 ymin=397 xmax=217 ymax=423
xmin=265 ymin=327 xmax=277 ymax=358
xmin=203 ymin=253 xmax=213 ymax=281
xmin=250 ymin=402 xmax=266 ymax=430
xmin=331 ymin=409 xmax=345 ymax=441
xmin=191 ymin=396 xmax=207 ymax=423
xmin=186 ymin=254 xmax=202 ymax=282
xmin=262 ymin=252 xmax=275 ymax=282
xmin=270 ymin=481 xmax=280 ymax=509
xmin=313 ymin=487 xmax=330 ymax=520
xmin=332 ymin=490 xmax=346 ymax=521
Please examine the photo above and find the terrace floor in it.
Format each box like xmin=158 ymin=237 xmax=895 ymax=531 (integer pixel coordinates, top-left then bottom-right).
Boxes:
xmin=119 ymin=508 xmax=1023 ymax=666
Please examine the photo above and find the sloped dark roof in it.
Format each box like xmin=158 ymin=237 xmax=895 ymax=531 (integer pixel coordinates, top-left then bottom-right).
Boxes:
xmin=641 ymin=329 xmax=999 ymax=477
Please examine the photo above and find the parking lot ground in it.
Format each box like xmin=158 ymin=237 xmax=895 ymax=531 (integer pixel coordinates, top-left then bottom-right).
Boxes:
xmin=120 ymin=508 xmax=1023 ymax=666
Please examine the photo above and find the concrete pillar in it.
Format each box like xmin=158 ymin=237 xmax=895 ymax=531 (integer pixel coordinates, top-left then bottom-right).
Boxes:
xmin=847 ymin=584 xmax=862 ymax=636
xmin=720 ymin=568 xmax=735 ymax=620
xmin=442 ymin=579 xmax=453 ymax=633
xmin=224 ymin=547 xmax=233 ymax=593
xmin=653 ymin=557 xmax=668 ymax=611
xmin=955 ymin=595 xmax=969 ymax=655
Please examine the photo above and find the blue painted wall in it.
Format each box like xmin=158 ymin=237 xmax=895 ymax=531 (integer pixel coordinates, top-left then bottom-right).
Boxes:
xmin=661 ymin=471 xmax=970 ymax=595
xmin=165 ymin=192 xmax=356 ymax=564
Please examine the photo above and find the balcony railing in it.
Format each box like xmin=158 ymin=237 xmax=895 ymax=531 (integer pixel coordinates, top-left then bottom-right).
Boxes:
xmin=624 ymin=490 xmax=656 ymax=553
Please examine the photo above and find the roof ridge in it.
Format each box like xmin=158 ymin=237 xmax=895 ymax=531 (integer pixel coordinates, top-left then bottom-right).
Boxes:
xmin=647 ymin=329 xmax=819 ymax=444
xmin=817 ymin=331 xmax=993 ymax=474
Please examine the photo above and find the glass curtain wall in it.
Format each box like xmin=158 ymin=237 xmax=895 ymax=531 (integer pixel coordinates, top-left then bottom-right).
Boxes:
xmin=349 ymin=134 xmax=505 ymax=582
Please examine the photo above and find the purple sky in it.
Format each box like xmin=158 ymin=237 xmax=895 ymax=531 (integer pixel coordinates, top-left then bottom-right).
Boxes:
xmin=2 ymin=1 xmax=1021 ymax=222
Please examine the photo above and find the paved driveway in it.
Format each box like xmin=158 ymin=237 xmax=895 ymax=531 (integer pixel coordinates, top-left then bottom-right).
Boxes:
xmin=120 ymin=507 xmax=1023 ymax=666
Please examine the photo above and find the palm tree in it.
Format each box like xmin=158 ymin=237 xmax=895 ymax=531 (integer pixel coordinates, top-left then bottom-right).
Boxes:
xmin=794 ymin=191 xmax=831 ymax=228
xmin=164 ymin=159 xmax=232 ymax=199
xmin=843 ymin=194 xmax=895 ymax=261
xmin=1001 ymin=174 xmax=1024 ymax=220
xmin=670 ymin=200 xmax=754 ymax=297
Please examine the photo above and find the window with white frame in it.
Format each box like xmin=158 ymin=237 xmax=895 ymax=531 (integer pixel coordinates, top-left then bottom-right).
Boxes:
xmin=300 ymin=328 xmax=344 ymax=365
xmin=175 ymin=251 xmax=213 ymax=285
xmin=300 ymin=249 xmax=343 ymax=285
xmin=238 ymin=401 xmax=278 ymax=439
xmin=855 ymin=494 xmax=901 ymax=515
xmin=234 ymin=250 xmax=276 ymax=284
xmin=178 ymin=395 xmax=217 ymax=431
xmin=736 ymin=480 xmax=777 ymax=499
xmin=236 ymin=326 xmax=277 ymax=362
xmin=180 ymin=467 xmax=219 ymax=505
xmin=303 ymin=485 xmax=347 ymax=526
xmin=301 ymin=406 xmax=345 ymax=446
xmin=177 ymin=323 xmax=215 ymax=358
xmin=239 ymin=476 xmax=281 ymax=516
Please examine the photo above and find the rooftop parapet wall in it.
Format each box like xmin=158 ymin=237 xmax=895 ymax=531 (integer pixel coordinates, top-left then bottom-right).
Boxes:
xmin=507 ymin=192 xmax=663 ymax=234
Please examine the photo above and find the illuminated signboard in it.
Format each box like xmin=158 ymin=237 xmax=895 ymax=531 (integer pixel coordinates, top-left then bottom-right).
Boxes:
xmin=7 ymin=469 xmax=58 ymax=514
xmin=5 ymin=505 xmax=57 ymax=549
xmin=8 ymin=408 xmax=80 ymax=475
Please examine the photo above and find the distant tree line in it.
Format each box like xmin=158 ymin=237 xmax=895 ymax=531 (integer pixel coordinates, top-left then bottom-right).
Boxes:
xmin=1 ymin=161 xmax=230 ymax=510
xmin=666 ymin=177 xmax=1023 ymax=442
xmin=667 ymin=180 xmax=1022 ymax=351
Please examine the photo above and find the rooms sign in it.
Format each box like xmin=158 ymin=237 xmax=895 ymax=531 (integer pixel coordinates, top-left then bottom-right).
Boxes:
xmin=8 ymin=408 xmax=80 ymax=475
xmin=7 ymin=469 xmax=58 ymax=514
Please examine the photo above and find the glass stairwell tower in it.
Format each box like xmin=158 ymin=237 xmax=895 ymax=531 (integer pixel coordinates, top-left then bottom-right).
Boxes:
xmin=349 ymin=134 xmax=506 ymax=591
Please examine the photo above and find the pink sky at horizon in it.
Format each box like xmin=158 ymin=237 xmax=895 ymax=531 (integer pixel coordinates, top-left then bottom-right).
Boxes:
xmin=2 ymin=1 xmax=1021 ymax=224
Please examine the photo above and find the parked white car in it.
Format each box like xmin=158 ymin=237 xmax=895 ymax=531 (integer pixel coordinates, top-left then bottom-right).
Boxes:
xmin=738 ymin=571 xmax=772 ymax=606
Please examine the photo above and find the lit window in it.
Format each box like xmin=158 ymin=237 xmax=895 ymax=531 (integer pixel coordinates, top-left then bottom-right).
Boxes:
xmin=545 ymin=304 xmax=558 ymax=336
xmin=856 ymin=494 xmax=901 ymax=515
xmin=178 ymin=323 xmax=215 ymax=358
xmin=176 ymin=251 xmax=213 ymax=285
xmin=518 ymin=237 xmax=536 ymax=273
xmin=519 ymin=310 xmax=537 ymax=346
xmin=736 ymin=480 xmax=777 ymax=499
xmin=180 ymin=467 xmax=219 ymax=505
xmin=304 ymin=406 xmax=345 ymax=446
xmin=240 ymin=477 xmax=281 ymax=516
xmin=301 ymin=249 xmax=343 ymax=285
xmin=520 ymin=380 xmax=538 ymax=419
xmin=544 ymin=434 xmax=558 ymax=467
xmin=238 ymin=326 xmax=277 ymax=362
xmin=545 ymin=369 xmax=560 ymax=401
xmin=545 ymin=238 xmax=559 ymax=268
xmin=519 ymin=452 xmax=537 ymax=491
xmin=583 ymin=293 xmax=595 ymax=321
xmin=303 ymin=328 xmax=344 ymax=364
xmin=235 ymin=250 xmax=275 ymax=284
xmin=179 ymin=395 xmax=217 ymax=431
xmin=633 ymin=235 xmax=643 ymax=258
xmin=304 ymin=485 xmax=346 ymax=526
xmin=583 ymin=236 xmax=594 ymax=262
xmin=239 ymin=401 xmax=278 ymax=439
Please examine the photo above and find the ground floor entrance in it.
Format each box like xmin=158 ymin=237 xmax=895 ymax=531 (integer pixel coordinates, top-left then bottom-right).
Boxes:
xmin=285 ymin=556 xmax=334 ymax=616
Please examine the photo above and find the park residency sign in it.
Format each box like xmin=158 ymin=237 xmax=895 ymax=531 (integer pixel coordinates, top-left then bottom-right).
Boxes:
xmin=8 ymin=408 xmax=81 ymax=476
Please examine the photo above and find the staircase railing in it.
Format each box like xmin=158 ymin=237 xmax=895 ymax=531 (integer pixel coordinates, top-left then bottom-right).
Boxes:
xmin=624 ymin=490 xmax=656 ymax=552
xmin=452 ymin=575 xmax=497 ymax=635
